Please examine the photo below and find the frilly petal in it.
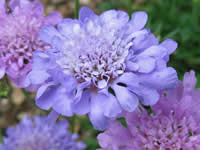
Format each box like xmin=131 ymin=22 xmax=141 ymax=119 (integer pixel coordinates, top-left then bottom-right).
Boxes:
xmin=112 ymin=84 xmax=139 ymax=112
xmin=141 ymin=67 xmax=178 ymax=90
xmin=89 ymin=93 xmax=110 ymax=130
xmin=183 ymin=70 xmax=197 ymax=94
xmin=160 ymin=39 xmax=178 ymax=55
xmin=44 ymin=11 xmax=62 ymax=26
xmin=9 ymin=0 xmax=30 ymax=11
xmin=130 ymin=11 xmax=148 ymax=32
xmin=25 ymin=70 xmax=50 ymax=86
xmin=100 ymin=9 xmax=129 ymax=30
xmin=79 ymin=6 xmax=95 ymax=22
xmin=72 ymin=90 xmax=91 ymax=115
xmin=0 ymin=0 xmax=6 ymax=13
xmin=36 ymin=84 xmax=59 ymax=110
xmin=57 ymin=19 xmax=81 ymax=37
xmin=97 ymin=121 xmax=132 ymax=149
xmin=117 ymin=73 xmax=159 ymax=105
xmin=0 ymin=67 xmax=5 ymax=79
xmin=39 ymin=25 xmax=61 ymax=44
xmin=127 ymin=56 xmax=156 ymax=73
xmin=101 ymin=91 xmax=122 ymax=118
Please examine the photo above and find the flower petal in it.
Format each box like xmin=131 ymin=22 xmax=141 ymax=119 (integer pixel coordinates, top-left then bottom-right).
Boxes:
xmin=37 ymin=85 xmax=74 ymax=116
xmin=79 ymin=6 xmax=95 ymax=22
xmin=74 ymin=81 xmax=90 ymax=103
xmin=103 ymin=92 xmax=122 ymax=118
xmin=0 ymin=67 xmax=5 ymax=79
xmin=36 ymin=82 xmax=55 ymax=99
xmin=138 ymin=45 xmax=167 ymax=58
xmin=141 ymin=67 xmax=178 ymax=90
xmin=44 ymin=11 xmax=62 ymax=26
xmin=97 ymin=121 xmax=132 ymax=149
xmin=29 ymin=1 xmax=44 ymax=17
xmin=53 ymin=94 xmax=73 ymax=117
xmin=160 ymin=39 xmax=178 ymax=55
xmin=130 ymin=56 xmax=156 ymax=73
xmin=126 ymin=61 xmax=139 ymax=72
xmin=57 ymin=19 xmax=81 ymax=37
xmin=72 ymin=90 xmax=91 ymax=115
xmin=32 ymin=51 xmax=50 ymax=70
xmin=39 ymin=25 xmax=61 ymax=44
xmin=112 ymin=84 xmax=139 ymax=112
xmin=89 ymin=94 xmax=110 ymax=130
xmin=130 ymin=11 xmax=148 ymax=31
xmin=25 ymin=70 xmax=50 ymax=86
xmin=132 ymin=32 xmax=159 ymax=52
xmin=100 ymin=10 xmax=129 ymax=30
xmin=9 ymin=0 xmax=30 ymax=11
xmin=0 ymin=0 xmax=6 ymax=12
xmin=117 ymin=72 xmax=139 ymax=86
xmin=36 ymin=85 xmax=59 ymax=110
xmin=183 ymin=70 xmax=197 ymax=94
xmin=128 ymin=85 xmax=160 ymax=106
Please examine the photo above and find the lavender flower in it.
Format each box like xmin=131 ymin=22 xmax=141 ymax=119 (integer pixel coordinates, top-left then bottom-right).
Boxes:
xmin=26 ymin=7 xmax=178 ymax=130
xmin=98 ymin=71 xmax=200 ymax=149
xmin=0 ymin=115 xmax=85 ymax=150
xmin=0 ymin=0 xmax=62 ymax=88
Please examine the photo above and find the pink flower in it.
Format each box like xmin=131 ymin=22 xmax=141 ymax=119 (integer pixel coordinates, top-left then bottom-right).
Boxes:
xmin=98 ymin=71 xmax=200 ymax=149
xmin=0 ymin=0 xmax=62 ymax=88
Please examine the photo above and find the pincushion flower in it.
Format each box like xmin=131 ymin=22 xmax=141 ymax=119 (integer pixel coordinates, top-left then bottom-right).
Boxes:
xmin=0 ymin=115 xmax=86 ymax=150
xmin=25 ymin=7 xmax=178 ymax=130
xmin=0 ymin=0 xmax=62 ymax=88
xmin=98 ymin=71 xmax=200 ymax=149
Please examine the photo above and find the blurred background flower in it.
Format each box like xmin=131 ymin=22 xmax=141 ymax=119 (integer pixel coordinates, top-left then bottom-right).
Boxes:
xmin=0 ymin=0 xmax=62 ymax=88
xmin=98 ymin=71 xmax=200 ymax=149
xmin=0 ymin=114 xmax=85 ymax=150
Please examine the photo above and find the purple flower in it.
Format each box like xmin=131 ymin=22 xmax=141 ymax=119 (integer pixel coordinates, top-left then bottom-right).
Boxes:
xmin=98 ymin=71 xmax=200 ymax=149
xmin=0 ymin=115 xmax=86 ymax=150
xmin=0 ymin=0 xmax=62 ymax=88
xmin=26 ymin=7 xmax=178 ymax=130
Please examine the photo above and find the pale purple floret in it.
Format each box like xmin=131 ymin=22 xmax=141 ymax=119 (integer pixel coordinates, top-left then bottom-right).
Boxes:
xmin=0 ymin=0 xmax=62 ymax=88
xmin=98 ymin=71 xmax=200 ymax=150
xmin=0 ymin=115 xmax=86 ymax=150
xmin=26 ymin=7 xmax=178 ymax=130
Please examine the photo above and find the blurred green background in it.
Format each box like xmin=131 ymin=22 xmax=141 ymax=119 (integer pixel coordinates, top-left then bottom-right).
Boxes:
xmin=0 ymin=0 xmax=200 ymax=149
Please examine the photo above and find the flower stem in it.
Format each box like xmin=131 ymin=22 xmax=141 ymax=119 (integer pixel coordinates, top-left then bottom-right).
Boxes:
xmin=71 ymin=115 xmax=76 ymax=133
xmin=0 ymin=129 xmax=2 ymax=143
xmin=75 ymin=0 xmax=79 ymax=19
xmin=21 ymin=88 xmax=36 ymax=107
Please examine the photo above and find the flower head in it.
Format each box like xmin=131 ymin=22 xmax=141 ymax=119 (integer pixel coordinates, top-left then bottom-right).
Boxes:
xmin=0 ymin=115 xmax=85 ymax=150
xmin=0 ymin=0 xmax=62 ymax=88
xmin=26 ymin=7 xmax=178 ymax=130
xmin=98 ymin=71 xmax=200 ymax=149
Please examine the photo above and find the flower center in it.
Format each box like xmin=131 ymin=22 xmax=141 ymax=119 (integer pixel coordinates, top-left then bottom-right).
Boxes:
xmin=136 ymin=112 xmax=200 ymax=149
xmin=0 ymin=35 xmax=49 ymax=69
xmin=57 ymin=35 xmax=131 ymax=88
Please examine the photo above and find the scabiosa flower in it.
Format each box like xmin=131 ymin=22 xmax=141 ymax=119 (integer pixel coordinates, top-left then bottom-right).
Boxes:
xmin=0 ymin=114 xmax=86 ymax=150
xmin=98 ymin=71 xmax=200 ymax=149
xmin=0 ymin=0 xmax=62 ymax=88
xmin=25 ymin=7 xmax=178 ymax=130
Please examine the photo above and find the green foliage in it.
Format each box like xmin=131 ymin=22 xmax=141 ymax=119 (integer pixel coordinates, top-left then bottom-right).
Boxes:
xmin=0 ymin=78 xmax=11 ymax=98
xmin=117 ymin=117 xmax=127 ymax=127
xmin=78 ymin=116 xmax=100 ymax=150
